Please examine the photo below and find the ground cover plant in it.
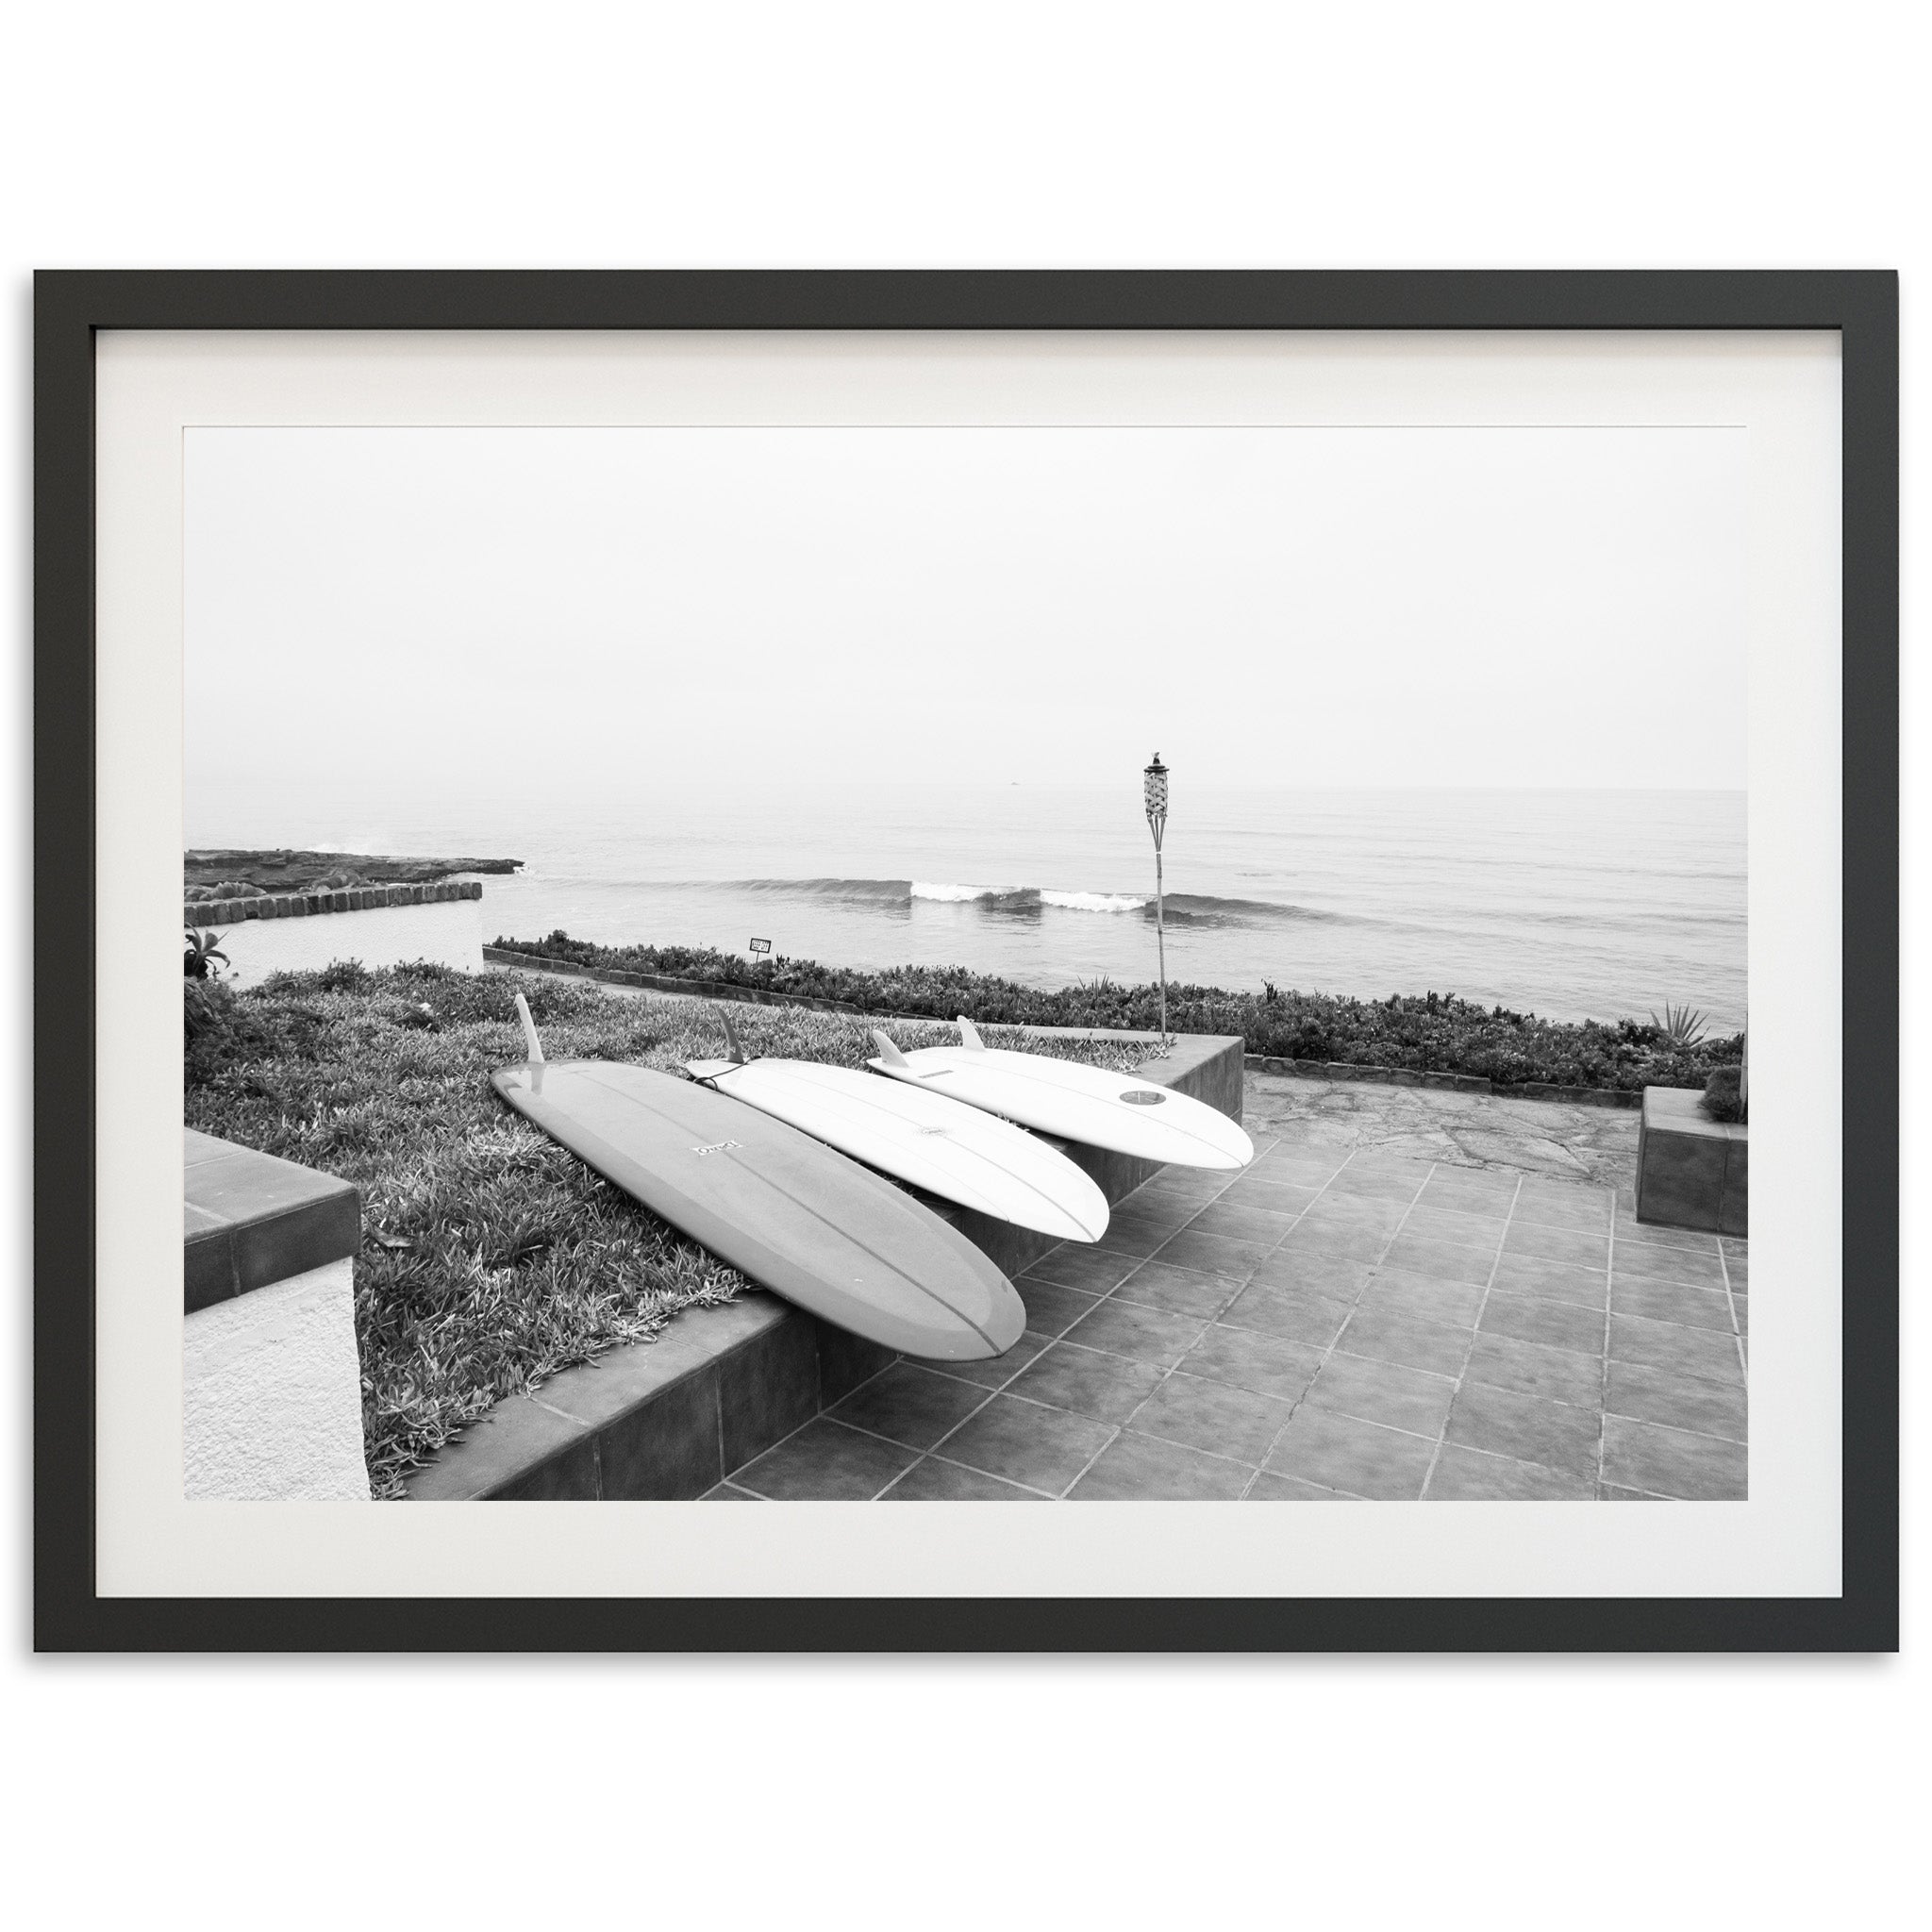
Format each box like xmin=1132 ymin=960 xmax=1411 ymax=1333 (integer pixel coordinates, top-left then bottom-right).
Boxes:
xmin=496 ymin=930 xmax=1744 ymax=1093
xmin=185 ymin=963 xmax=1145 ymax=1498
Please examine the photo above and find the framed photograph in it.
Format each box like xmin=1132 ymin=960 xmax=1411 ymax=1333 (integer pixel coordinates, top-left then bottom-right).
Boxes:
xmin=34 ymin=271 xmax=1897 ymax=1651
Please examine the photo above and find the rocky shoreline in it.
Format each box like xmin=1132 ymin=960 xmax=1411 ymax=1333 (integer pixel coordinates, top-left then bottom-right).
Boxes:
xmin=185 ymin=847 xmax=522 ymax=900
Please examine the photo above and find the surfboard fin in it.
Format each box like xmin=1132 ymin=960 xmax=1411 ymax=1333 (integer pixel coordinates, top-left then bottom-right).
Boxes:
xmin=869 ymin=1028 xmax=910 ymax=1069
xmin=719 ymin=1009 xmax=749 ymax=1065
xmin=514 ymin=991 xmax=544 ymax=1064
xmin=957 ymin=1015 xmax=986 ymax=1051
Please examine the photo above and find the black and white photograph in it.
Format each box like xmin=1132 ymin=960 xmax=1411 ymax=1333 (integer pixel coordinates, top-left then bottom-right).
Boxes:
xmin=179 ymin=414 xmax=1753 ymax=1508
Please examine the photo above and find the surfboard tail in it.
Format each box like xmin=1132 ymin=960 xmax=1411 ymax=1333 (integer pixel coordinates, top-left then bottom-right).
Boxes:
xmin=514 ymin=991 xmax=544 ymax=1064
xmin=869 ymin=1028 xmax=910 ymax=1069
xmin=957 ymin=1015 xmax=986 ymax=1050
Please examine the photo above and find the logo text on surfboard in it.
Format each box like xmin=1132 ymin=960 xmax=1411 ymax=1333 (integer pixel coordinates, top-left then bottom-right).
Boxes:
xmin=691 ymin=1141 xmax=744 ymax=1156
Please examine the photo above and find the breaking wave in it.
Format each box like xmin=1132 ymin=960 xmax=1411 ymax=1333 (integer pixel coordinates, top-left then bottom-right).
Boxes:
xmin=698 ymin=876 xmax=1351 ymax=925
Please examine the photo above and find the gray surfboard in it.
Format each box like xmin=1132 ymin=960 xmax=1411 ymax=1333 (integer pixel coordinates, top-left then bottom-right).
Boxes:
xmin=493 ymin=1056 xmax=1025 ymax=1360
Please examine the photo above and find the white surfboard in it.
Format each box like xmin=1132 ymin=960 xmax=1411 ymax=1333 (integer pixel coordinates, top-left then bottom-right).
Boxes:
xmin=866 ymin=1018 xmax=1255 ymax=1171
xmin=686 ymin=1038 xmax=1110 ymax=1243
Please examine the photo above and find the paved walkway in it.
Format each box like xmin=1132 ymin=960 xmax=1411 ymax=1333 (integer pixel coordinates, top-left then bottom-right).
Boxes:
xmin=709 ymin=1072 xmax=1747 ymax=1502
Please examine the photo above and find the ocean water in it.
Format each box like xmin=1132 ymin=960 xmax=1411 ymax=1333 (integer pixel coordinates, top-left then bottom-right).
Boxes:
xmin=186 ymin=783 xmax=1747 ymax=1033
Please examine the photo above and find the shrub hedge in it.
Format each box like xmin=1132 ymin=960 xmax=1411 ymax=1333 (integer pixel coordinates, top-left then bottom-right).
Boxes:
xmin=496 ymin=928 xmax=1744 ymax=1094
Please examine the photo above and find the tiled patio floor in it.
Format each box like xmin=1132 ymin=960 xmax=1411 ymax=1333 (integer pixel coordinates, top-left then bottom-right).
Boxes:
xmin=711 ymin=1073 xmax=1747 ymax=1502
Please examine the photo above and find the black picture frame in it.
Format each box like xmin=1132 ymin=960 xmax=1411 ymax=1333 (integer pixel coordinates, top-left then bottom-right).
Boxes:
xmin=34 ymin=270 xmax=1899 ymax=1653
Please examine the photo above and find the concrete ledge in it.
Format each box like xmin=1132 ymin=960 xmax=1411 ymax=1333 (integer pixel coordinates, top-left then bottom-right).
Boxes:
xmin=184 ymin=1128 xmax=361 ymax=1313
xmin=1636 ymin=1085 xmax=1748 ymax=1236
xmin=403 ymin=1033 xmax=1246 ymax=1501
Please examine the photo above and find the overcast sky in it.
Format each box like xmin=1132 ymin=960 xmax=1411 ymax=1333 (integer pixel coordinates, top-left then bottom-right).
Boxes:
xmin=186 ymin=425 xmax=1745 ymax=804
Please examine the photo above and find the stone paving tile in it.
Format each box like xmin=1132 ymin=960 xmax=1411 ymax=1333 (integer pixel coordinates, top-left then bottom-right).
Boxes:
xmin=1127 ymin=1371 xmax=1295 ymax=1464
xmin=1063 ymin=1296 xmax=1209 ymax=1369
xmin=826 ymin=1362 xmax=993 ymax=1450
xmin=1612 ymin=1239 xmax=1728 ymax=1290
xmin=1598 ymin=1482 xmax=1672 ymax=1500
xmin=1445 ymin=1380 xmax=1603 ymax=1482
xmin=1512 ymin=1181 xmax=1613 ymax=1232
xmin=1306 ymin=1351 xmax=1457 ymax=1437
xmin=1490 ymin=1253 xmax=1609 ymax=1309
xmin=1615 ymin=1208 xmax=1717 ymax=1250
xmin=1479 ymin=1291 xmax=1606 ymax=1357
xmin=1335 ymin=1303 xmax=1474 ymax=1378
xmin=1327 ymin=1165 xmax=1431 ymax=1204
xmin=1735 ymin=1300 xmax=1748 ymax=1337
xmin=1221 ymin=1281 xmax=1357 ymax=1349
xmin=1182 ymin=1323 xmax=1324 ymax=1404
xmin=1608 ymin=1313 xmax=1743 ymax=1385
xmin=734 ymin=1419 xmax=920 ymax=1500
xmin=1503 ymin=1222 xmax=1610 ymax=1269
xmin=934 ymin=1393 xmax=1115 ymax=1494
xmin=1610 ymin=1277 xmax=1735 ymax=1333
xmin=1403 ymin=1203 xmax=1511 ymax=1247
xmin=880 ymin=1457 xmax=1045 ymax=1501
xmin=1137 ymin=1174 xmax=1232 ymax=1213
xmin=1023 ymin=1244 xmax=1143 ymax=1295
xmin=1463 ymin=1331 xmax=1605 ymax=1408
xmin=1220 ymin=1177 xmax=1322 ymax=1216
xmin=928 ymin=1331 xmax=1050 ymax=1389
xmin=1154 ymin=1227 xmax=1276 ymax=1279
xmin=1424 ymin=1443 xmax=1594 ymax=1500
xmin=1267 ymin=1407 xmax=1435 ymax=1500
xmin=1070 ymin=1431 xmax=1253 ymax=1500
xmin=1111 ymin=1258 xmax=1244 ymax=1319
xmin=1016 ymin=1277 xmax=1103 ymax=1338
xmin=1251 ymin=1152 xmax=1352 ymax=1189
xmin=1094 ymin=1217 xmax=1174 ymax=1259
xmin=1186 ymin=1200 xmax=1301 ymax=1245
xmin=1418 ymin=1167 xmax=1521 ymax=1212
xmin=700 ymin=1483 xmax=763 ymax=1500
xmin=1248 ymin=1247 xmax=1377 ymax=1301
xmin=1246 ymin=1472 xmax=1356 ymax=1500
xmin=1354 ymin=1266 xmax=1486 ymax=1329
xmin=1298 ymin=1192 xmax=1408 ymax=1232
xmin=1600 ymin=1414 xmax=1746 ymax=1500
xmin=1606 ymin=1358 xmax=1747 ymax=1441
xmin=1008 ymin=1340 xmax=1166 ymax=1424
xmin=1381 ymin=1232 xmax=1498 ymax=1285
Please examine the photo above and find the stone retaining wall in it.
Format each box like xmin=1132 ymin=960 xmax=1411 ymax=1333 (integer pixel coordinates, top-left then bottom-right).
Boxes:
xmin=191 ymin=879 xmax=483 ymax=924
xmin=1244 ymin=1053 xmax=1644 ymax=1108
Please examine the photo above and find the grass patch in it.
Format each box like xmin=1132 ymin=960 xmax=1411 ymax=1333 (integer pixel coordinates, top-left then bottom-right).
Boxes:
xmin=497 ymin=929 xmax=1744 ymax=1094
xmin=184 ymin=962 xmax=1144 ymax=1498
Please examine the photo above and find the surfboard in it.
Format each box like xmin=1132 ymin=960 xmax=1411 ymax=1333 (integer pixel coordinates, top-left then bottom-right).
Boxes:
xmin=686 ymin=1049 xmax=1110 ymax=1242
xmin=494 ymin=1000 xmax=1024 ymax=1359
xmin=865 ymin=1018 xmax=1255 ymax=1171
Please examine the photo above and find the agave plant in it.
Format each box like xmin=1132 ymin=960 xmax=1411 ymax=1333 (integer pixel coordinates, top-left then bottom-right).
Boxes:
xmin=1649 ymin=1001 xmax=1709 ymax=1049
xmin=184 ymin=928 xmax=229 ymax=981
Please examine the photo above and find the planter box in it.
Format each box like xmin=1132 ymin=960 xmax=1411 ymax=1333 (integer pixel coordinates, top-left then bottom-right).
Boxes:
xmin=1635 ymin=1086 xmax=1747 ymax=1237
xmin=183 ymin=1130 xmax=371 ymax=1499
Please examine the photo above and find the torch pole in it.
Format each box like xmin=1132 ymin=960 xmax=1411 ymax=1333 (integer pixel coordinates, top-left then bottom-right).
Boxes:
xmin=1154 ymin=843 xmax=1167 ymax=1046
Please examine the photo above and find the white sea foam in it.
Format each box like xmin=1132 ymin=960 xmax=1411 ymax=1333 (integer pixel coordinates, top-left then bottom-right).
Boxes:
xmin=1040 ymin=890 xmax=1148 ymax=913
xmin=910 ymin=880 xmax=1003 ymax=902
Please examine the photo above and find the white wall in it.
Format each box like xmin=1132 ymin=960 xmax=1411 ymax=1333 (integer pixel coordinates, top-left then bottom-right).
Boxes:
xmin=208 ymin=896 xmax=483 ymax=988
xmin=183 ymin=1257 xmax=370 ymax=1501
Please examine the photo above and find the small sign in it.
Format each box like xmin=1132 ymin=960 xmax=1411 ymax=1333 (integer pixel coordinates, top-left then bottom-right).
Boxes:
xmin=748 ymin=937 xmax=772 ymax=955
